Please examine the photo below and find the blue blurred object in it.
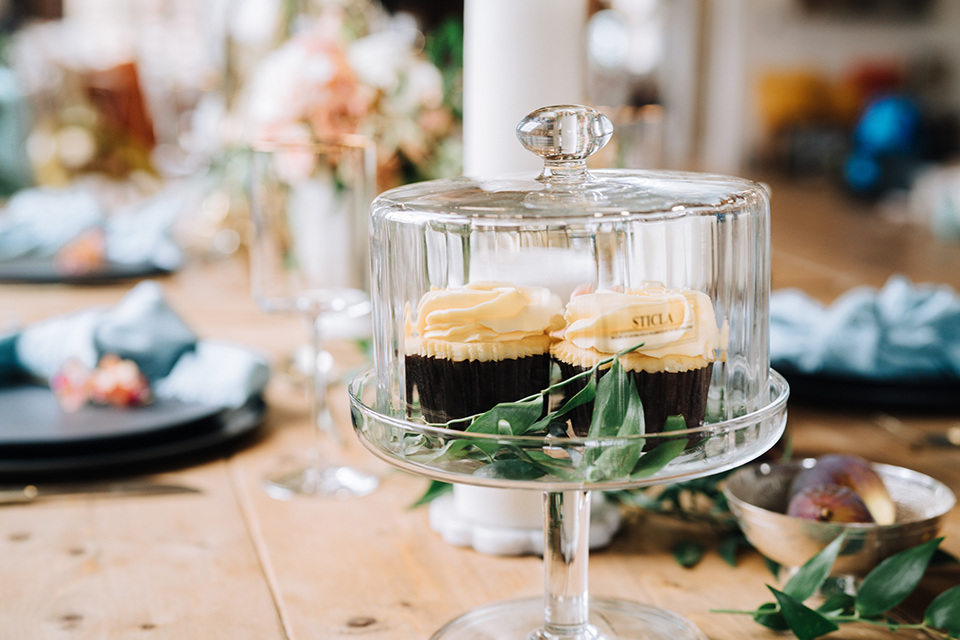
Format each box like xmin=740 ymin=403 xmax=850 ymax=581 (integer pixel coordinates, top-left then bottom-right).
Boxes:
xmin=844 ymin=94 xmax=924 ymax=195
xmin=855 ymin=95 xmax=921 ymax=155
xmin=843 ymin=153 xmax=882 ymax=192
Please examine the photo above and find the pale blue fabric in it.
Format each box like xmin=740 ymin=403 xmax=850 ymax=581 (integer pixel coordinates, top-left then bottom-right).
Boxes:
xmin=770 ymin=275 xmax=960 ymax=381
xmin=0 ymin=184 xmax=186 ymax=269
xmin=4 ymin=281 xmax=269 ymax=408
xmin=92 ymin=281 xmax=197 ymax=380
xmin=0 ymin=188 xmax=102 ymax=260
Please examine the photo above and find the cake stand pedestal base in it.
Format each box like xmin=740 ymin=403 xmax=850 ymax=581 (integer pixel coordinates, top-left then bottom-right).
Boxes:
xmin=431 ymin=596 xmax=708 ymax=640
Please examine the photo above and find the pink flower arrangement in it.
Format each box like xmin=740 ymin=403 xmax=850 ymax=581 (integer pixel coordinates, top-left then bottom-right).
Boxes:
xmin=232 ymin=8 xmax=460 ymax=190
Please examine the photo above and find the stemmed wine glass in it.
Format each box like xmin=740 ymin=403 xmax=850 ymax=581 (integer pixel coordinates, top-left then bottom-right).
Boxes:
xmin=248 ymin=135 xmax=379 ymax=499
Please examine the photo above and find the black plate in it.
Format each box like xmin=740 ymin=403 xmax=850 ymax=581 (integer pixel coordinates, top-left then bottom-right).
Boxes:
xmin=0 ymin=385 xmax=222 ymax=446
xmin=0 ymin=257 xmax=170 ymax=284
xmin=0 ymin=384 xmax=265 ymax=478
xmin=777 ymin=366 xmax=960 ymax=412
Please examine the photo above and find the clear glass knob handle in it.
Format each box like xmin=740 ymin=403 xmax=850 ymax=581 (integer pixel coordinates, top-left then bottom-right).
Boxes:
xmin=516 ymin=105 xmax=613 ymax=182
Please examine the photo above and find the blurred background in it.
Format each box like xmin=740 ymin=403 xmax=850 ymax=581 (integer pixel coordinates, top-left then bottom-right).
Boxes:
xmin=1 ymin=0 xmax=960 ymax=270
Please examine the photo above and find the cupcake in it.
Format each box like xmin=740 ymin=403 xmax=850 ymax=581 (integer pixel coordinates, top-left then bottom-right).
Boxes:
xmin=405 ymin=282 xmax=564 ymax=426
xmin=550 ymin=284 xmax=722 ymax=437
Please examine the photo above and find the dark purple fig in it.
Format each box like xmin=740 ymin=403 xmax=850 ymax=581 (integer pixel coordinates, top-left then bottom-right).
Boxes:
xmin=789 ymin=454 xmax=896 ymax=525
xmin=787 ymin=484 xmax=875 ymax=523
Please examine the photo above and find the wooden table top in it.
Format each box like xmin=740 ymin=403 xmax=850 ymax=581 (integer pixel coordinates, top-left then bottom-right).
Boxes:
xmin=2 ymin=175 xmax=959 ymax=640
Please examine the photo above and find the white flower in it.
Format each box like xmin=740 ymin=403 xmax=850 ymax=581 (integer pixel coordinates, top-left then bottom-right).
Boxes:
xmin=394 ymin=57 xmax=444 ymax=112
xmin=348 ymin=29 xmax=416 ymax=93
xmin=240 ymin=40 xmax=336 ymax=134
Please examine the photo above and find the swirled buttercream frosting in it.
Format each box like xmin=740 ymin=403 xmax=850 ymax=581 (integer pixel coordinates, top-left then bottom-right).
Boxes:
xmin=552 ymin=284 xmax=722 ymax=434
xmin=562 ymin=285 xmax=721 ymax=360
xmin=405 ymin=282 xmax=563 ymax=423
xmin=411 ymin=282 xmax=564 ymax=344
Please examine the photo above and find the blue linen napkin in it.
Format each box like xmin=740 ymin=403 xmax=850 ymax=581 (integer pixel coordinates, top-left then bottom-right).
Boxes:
xmin=0 ymin=183 xmax=186 ymax=270
xmin=4 ymin=281 xmax=269 ymax=408
xmin=0 ymin=187 xmax=102 ymax=260
xmin=770 ymin=275 xmax=960 ymax=381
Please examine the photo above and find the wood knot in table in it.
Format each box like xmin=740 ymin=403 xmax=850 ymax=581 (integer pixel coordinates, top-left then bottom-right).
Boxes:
xmin=58 ymin=613 xmax=83 ymax=630
xmin=345 ymin=615 xmax=377 ymax=628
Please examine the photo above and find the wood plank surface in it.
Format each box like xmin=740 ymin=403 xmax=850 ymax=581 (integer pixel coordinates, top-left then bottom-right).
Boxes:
xmin=2 ymin=174 xmax=959 ymax=639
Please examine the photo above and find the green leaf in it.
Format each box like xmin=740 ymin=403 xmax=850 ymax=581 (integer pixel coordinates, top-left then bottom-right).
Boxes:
xmin=473 ymin=458 xmax=546 ymax=481
xmin=856 ymin=537 xmax=943 ymax=618
xmin=924 ymin=584 xmax=960 ymax=636
xmin=783 ymin=531 xmax=848 ymax=602
xmin=629 ymin=416 xmax=687 ymax=479
xmin=585 ymin=438 xmax=643 ymax=482
xmin=674 ymin=540 xmax=705 ymax=568
xmin=515 ymin=450 xmax=578 ymax=481
xmin=588 ymin=358 xmax=637 ymax=438
xmin=406 ymin=438 xmax=480 ymax=464
xmin=768 ymin=587 xmax=839 ymax=640
xmin=753 ymin=602 xmax=789 ymax=631
xmin=764 ymin=557 xmax=782 ymax=578
xmin=529 ymin=375 xmax=596 ymax=432
xmin=577 ymin=356 xmax=647 ymax=481
xmin=409 ymin=480 xmax=452 ymax=509
xmin=467 ymin=397 xmax=544 ymax=436
xmin=584 ymin=386 xmax=645 ymax=481
xmin=718 ymin=534 xmax=748 ymax=567
xmin=629 ymin=440 xmax=686 ymax=479
xmin=816 ymin=593 xmax=855 ymax=617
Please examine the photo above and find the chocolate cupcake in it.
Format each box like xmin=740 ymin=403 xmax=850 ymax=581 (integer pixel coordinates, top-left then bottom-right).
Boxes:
xmin=550 ymin=285 xmax=722 ymax=437
xmin=405 ymin=282 xmax=564 ymax=426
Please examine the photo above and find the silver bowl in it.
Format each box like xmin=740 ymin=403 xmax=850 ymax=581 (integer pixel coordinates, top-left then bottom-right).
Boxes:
xmin=724 ymin=459 xmax=956 ymax=577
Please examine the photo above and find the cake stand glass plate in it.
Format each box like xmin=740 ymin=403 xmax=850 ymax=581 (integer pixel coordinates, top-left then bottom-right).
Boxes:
xmin=350 ymin=368 xmax=789 ymax=640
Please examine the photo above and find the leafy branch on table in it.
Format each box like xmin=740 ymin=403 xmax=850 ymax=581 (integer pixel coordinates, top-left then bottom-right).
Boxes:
xmin=712 ymin=532 xmax=960 ymax=640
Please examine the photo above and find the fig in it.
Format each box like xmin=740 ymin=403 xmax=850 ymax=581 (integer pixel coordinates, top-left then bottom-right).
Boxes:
xmin=787 ymin=484 xmax=875 ymax=523
xmin=789 ymin=454 xmax=896 ymax=525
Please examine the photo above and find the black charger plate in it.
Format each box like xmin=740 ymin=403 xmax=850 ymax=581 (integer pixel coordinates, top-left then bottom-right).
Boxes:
xmin=0 ymin=257 xmax=170 ymax=284
xmin=0 ymin=384 xmax=265 ymax=478
xmin=776 ymin=366 xmax=960 ymax=412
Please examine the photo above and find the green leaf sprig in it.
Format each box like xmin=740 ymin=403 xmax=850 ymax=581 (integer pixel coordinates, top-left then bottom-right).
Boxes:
xmin=405 ymin=343 xmax=692 ymax=485
xmin=712 ymin=532 xmax=960 ymax=639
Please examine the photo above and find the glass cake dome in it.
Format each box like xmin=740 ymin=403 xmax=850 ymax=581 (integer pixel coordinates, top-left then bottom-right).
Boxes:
xmin=368 ymin=105 xmax=771 ymax=431
xmin=352 ymin=104 xmax=788 ymax=640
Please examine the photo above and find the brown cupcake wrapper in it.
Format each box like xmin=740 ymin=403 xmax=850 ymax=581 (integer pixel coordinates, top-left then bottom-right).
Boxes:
xmin=406 ymin=353 xmax=551 ymax=427
xmin=555 ymin=359 xmax=713 ymax=439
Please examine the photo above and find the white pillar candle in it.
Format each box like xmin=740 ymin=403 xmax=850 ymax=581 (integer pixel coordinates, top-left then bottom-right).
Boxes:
xmin=462 ymin=0 xmax=588 ymax=176
xmin=449 ymin=0 xmax=591 ymax=545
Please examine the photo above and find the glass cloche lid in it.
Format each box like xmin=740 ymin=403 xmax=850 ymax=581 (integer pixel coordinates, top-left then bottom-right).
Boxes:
xmin=373 ymin=104 xmax=765 ymax=220
xmin=367 ymin=104 xmax=774 ymax=446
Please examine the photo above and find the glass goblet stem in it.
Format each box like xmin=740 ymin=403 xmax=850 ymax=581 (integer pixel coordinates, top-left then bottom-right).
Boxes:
xmin=304 ymin=311 xmax=344 ymax=449
xmin=534 ymin=490 xmax=597 ymax=640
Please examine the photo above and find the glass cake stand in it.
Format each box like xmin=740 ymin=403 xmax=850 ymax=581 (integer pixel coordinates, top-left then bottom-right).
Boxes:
xmin=349 ymin=368 xmax=789 ymax=640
